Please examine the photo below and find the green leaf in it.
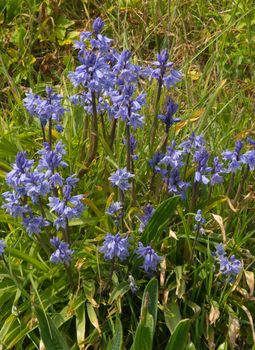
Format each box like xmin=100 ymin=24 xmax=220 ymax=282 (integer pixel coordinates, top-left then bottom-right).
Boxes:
xmin=76 ymin=303 xmax=86 ymax=345
xmin=164 ymin=301 xmax=182 ymax=333
xmin=35 ymin=306 xmax=69 ymax=350
xmin=141 ymin=278 xmax=158 ymax=331
xmin=112 ymin=317 xmax=123 ymax=350
xmin=133 ymin=312 xmax=154 ymax=350
xmin=165 ymin=319 xmax=190 ymax=350
xmin=86 ymin=302 xmax=101 ymax=335
xmin=108 ymin=282 xmax=130 ymax=304
xmin=6 ymin=247 xmax=49 ymax=272
xmin=217 ymin=342 xmax=228 ymax=350
xmin=186 ymin=342 xmax=196 ymax=350
xmin=141 ymin=196 xmax=179 ymax=245
xmin=132 ymin=278 xmax=158 ymax=350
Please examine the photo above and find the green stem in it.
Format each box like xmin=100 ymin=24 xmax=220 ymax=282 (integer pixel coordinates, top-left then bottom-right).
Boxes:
xmin=85 ymin=91 xmax=98 ymax=167
xmin=150 ymin=78 xmax=162 ymax=149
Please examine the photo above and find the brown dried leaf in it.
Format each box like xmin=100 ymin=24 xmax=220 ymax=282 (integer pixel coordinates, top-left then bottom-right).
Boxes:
xmin=212 ymin=214 xmax=226 ymax=243
xmin=244 ymin=271 xmax=254 ymax=296
xmin=224 ymin=196 xmax=238 ymax=212
xmin=228 ymin=315 xmax=240 ymax=349
xmin=169 ymin=229 xmax=178 ymax=240
xmin=209 ymin=303 xmax=220 ymax=325
xmin=241 ymin=305 xmax=255 ymax=344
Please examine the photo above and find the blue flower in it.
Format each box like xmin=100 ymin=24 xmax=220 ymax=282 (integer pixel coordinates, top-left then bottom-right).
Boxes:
xmin=136 ymin=242 xmax=161 ymax=273
xmin=0 ymin=240 xmax=6 ymax=256
xmin=194 ymin=209 xmax=206 ymax=235
xmin=100 ymin=233 xmax=129 ymax=261
xmin=139 ymin=204 xmax=155 ymax=232
xmin=240 ymin=150 xmax=255 ymax=171
xmin=106 ymin=201 xmax=122 ymax=215
xmin=23 ymin=87 xmax=66 ymax=129
xmin=144 ymin=49 xmax=182 ymax=89
xmin=109 ymin=168 xmax=134 ymax=191
xmin=128 ymin=274 xmax=139 ymax=293
xmin=211 ymin=157 xmax=225 ymax=185
xmin=23 ymin=215 xmax=49 ymax=236
xmin=158 ymin=97 xmax=180 ymax=133
xmin=193 ymin=147 xmax=212 ymax=184
xmin=50 ymin=237 xmax=73 ymax=264
xmin=92 ymin=17 xmax=104 ymax=34
xmin=214 ymin=243 xmax=242 ymax=282
xmin=222 ymin=140 xmax=244 ymax=173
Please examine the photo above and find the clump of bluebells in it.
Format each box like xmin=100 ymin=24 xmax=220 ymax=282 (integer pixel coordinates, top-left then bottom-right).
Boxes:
xmin=0 ymin=18 xmax=252 ymax=335
xmin=214 ymin=244 xmax=242 ymax=282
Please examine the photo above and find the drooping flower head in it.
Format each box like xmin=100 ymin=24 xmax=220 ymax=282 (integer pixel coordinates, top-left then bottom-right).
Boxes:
xmin=50 ymin=237 xmax=73 ymax=265
xmin=194 ymin=209 xmax=206 ymax=235
xmin=214 ymin=243 xmax=242 ymax=282
xmin=100 ymin=233 xmax=129 ymax=261
xmin=109 ymin=168 xmax=134 ymax=191
xmin=139 ymin=204 xmax=155 ymax=232
xmin=136 ymin=242 xmax=161 ymax=273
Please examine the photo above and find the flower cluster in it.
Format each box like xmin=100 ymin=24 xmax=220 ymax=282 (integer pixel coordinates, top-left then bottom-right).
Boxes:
xmin=194 ymin=209 xmax=206 ymax=235
xmin=100 ymin=233 xmax=129 ymax=261
xmin=109 ymin=168 xmax=134 ymax=192
xmin=143 ymin=49 xmax=182 ymax=89
xmin=2 ymin=142 xmax=84 ymax=235
xmin=100 ymin=233 xmax=161 ymax=274
xmin=139 ymin=204 xmax=155 ymax=232
xmin=50 ymin=237 xmax=73 ymax=264
xmin=148 ymin=133 xmax=255 ymax=199
xmin=214 ymin=243 xmax=241 ymax=282
xmin=24 ymin=86 xmax=66 ymax=132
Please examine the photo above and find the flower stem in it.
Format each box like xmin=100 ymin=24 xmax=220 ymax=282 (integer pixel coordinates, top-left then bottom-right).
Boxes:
xmin=110 ymin=119 xmax=118 ymax=150
xmin=233 ymin=166 xmax=249 ymax=205
xmin=41 ymin=123 xmax=46 ymax=143
xmin=150 ymin=78 xmax=162 ymax=149
xmin=85 ymin=91 xmax=98 ymax=167
xmin=48 ymin=117 xmax=52 ymax=148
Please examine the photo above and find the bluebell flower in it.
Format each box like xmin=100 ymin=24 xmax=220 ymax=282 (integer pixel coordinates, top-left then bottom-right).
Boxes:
xmin=222 ymin=140 xmax=244 ymax=173
xmin=148 ymin=152 xmax=164 ymax=169
xmin=106 ymin=202 xmax=122 ymax=215
xmin=100 ymin=233 xmax=129 ymax=261
xmin=37 ymin=141 xmax=67 ymax=173
xmin=92 ymin=17 xmax=104 ymax=34
xmin=240 ymin=150 xmax=255 ymax=171
xmin=109 ymin=168 xmax=134 ymax=191
xmin=139 ymin=204 xmax=155 ymax=232
xmin=193 ymin=147 xmax=212 ymax=184
xmin=247 ymin=137 xmax=255 ymax=146
xmin=211 ymin=157 xmax=225 ymax=186
xmin=158 ymin=97 xmax=180 ymax=133
xmin=48 ymin=193 xmax=84 ymax=229
xmin=194 ymin=209 xmax=206 ymax=235
xmin=180 ymin=133 xmax=206 ymax=154
xmin=136 ymin=242 xmax=161 ymax=273
xmin=50 ymin=237 xmax=73 ymax=264
xmin=167 ymin=168 xmax=190 ymax=199
xmin=159 ymin=142 xmax=184 ymax=169
xmin=0 ymin=240 xmax=6 ymax=257
xmin=23 ymin=87 xmax=66 ymax=129
xmin=6 ymin=151 xmax=34 ymax=189
xmin=2 ymin=191 xmax=31 ymax=218
xmin=23 ymin=170 xmax=50 ymax=203
xmin=128 ymin=274 xmax=139 ymax=293
xmin=144 ymin=49 xmax=182 ymax=89
xmin=23 ymin=215 xmax=49 ymax=236
xmin=214 ymin=243 xmax=242 ymax=282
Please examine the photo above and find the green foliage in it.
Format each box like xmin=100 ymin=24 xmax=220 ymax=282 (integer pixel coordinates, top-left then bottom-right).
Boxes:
xmin=0 ymin=0 xmax=255 ymax=349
